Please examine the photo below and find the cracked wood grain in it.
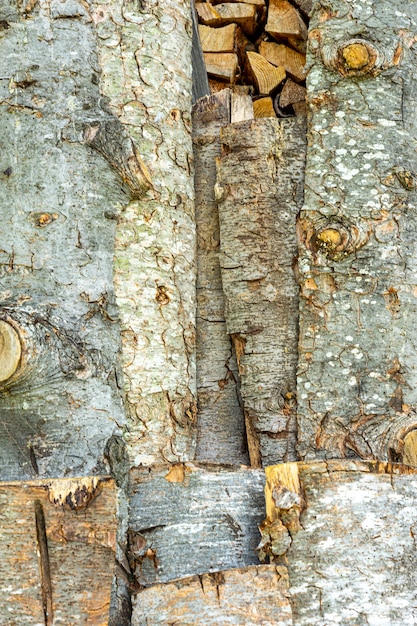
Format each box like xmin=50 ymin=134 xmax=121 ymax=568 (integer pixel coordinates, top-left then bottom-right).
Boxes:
xmin=131 ymin=565 xmax=292 ymax=625
xmin=297 ymin=0 xmax=417 ymax=463
xmin=216 ymin=117 xmax=307 ymax=467
xmin=193 ymin=90 xmax=248 ymax=466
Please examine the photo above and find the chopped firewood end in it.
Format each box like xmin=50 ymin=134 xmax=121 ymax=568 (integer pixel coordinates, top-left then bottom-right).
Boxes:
xmin=195 ymin=0 xmax=308 ymax=118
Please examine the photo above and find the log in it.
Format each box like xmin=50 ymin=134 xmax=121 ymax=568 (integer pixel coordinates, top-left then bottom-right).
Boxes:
xmin=128 ymin=463 xmax=265 ymax=585
xmin=0 ymin=476 xmax=116 ymax=625
xmin=204 ymin=52 xmax=239 ymax=82
xmin=279 ymin=78 xmax=306 ymax=108
xmin=265 ymin=0 xmax=308 ymax=41
xmin=259 ymin=460 xmax=417 ymax=625
xmin=131 ymin=565 xmax=292 ymax=625
xmin=193 ymin=91 xmax=248 ymax=465
xmin=216 ymin=118 xmax=307 ymax=467
xmin=296 ymin=0 xmax=417 ymax=463
xmin=253 ymin=96 xmax=276 ymax=117
xmin=196 ymin=2 xmax=222 ymax=26
xmin=258 ymin=41 xmax=306 ymax=82
xmin=231 ymin=92 xmax=254 ymax=122
xmin=214 ymin=3 xmax=257 ymax=36
xmin=198 ymin=23 xmax=236 ymax=53
xmin=246 ymin=51 xmax=286 ymax=94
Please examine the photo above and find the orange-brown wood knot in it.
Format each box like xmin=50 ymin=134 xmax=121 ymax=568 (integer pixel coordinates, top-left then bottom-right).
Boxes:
xmin=336 ymin=40 xmax=379 ymax=76
xmin=0 ymin=320 xmax=22 ymax=383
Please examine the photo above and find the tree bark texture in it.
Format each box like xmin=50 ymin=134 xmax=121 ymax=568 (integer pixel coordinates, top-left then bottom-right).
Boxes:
xmin=127 ymin=463 xmax=265 ymax=586
xmin=131 ymin=565 xmax=292 ymax=626
xmin=0 ymin=0 xmax=130 ymax=480
xmin=193 ymin=90 xmax=248 ymax=466
xmin=216 ymin=118 xmax=307 ymax=468
xmin=259 ymin=460 xmax=417 ymax=626
xmin=297 ymin=0 xmax=417 ymax=462
xmin=0 ymin=476 xmax=116 ymax=625
xmin=93 ymin=0 xmax=197 ymax=467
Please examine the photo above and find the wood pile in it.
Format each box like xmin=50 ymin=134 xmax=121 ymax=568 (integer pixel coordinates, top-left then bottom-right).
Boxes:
xmin=196 ymin=0 xmax=310 ymax=118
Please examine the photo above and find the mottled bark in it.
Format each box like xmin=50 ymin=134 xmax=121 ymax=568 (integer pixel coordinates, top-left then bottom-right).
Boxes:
xmin=127 ymin=463 xmax=265 ymax=586
xmin=260 ymin=460 xmax=417 ymax=625
xmin=94 ymin=0 xmax=197 ymax=466
xmin=216 ymin=118 xmax=307 ymax=467
xmin=131 ymin=565 xmax=292 ymax=626
xmin=297 ymin=0 xmax=417 ymax=463
xmin=0 ymin=476 xmax=116 ymax=625
xmin=193 ymin=90 xmax=248 ymax=465
xmin=0 ymin=0 xmax=127 ymax=480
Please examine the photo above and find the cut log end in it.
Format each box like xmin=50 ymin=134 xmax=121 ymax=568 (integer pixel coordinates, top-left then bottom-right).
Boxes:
xmin=0 ymin=320 xmax=22 ymax=383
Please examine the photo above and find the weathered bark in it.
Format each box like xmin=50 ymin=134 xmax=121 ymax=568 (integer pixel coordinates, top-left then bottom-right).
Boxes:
xmin=127 ymin=463 xmax=265 ymax=585
xmin=131 ymin=565 xmax=292 ymax=625
xmin=0 ymin=0 xmax=128 ymax=480
xmin=0 ymin=476 xmax=116 ymax=625
xmin=216 ymin=117 xmax=307 ymax=467
xmin=193 ymin=90 xmax=248 ymax=465
xmin=297 ymin=0 xmax=417 ymax=463
xmin=259 ymin=460 xmax=417 ymax=625
xmin=94 ymin=0 xmax=197 ymax=466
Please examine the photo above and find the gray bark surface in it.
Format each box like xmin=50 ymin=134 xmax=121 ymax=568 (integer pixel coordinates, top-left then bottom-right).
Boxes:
xmin=297 ymin=0 xmax=417 ymax=462
xmin=131 ymin=565 xmax=292 ymax=626
xmin=216 ymin=118 xmax=307 ymax=467
xmin=0 ymin=0 xmax=127 ymax=480
xmin=128 ymin=463 xmax=264 ymax=585
xmin=193 ymin=90 xmax=248 ymax=466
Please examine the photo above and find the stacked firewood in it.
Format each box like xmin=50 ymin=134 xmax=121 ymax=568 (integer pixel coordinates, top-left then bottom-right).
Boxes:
xmin=196 ymin=0 xmax=310 ymax=118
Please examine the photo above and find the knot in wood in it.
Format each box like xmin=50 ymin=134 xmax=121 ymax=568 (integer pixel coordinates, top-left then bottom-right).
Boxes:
xmin=0 ymin=320 xmax=22 ymax=383
xmin=306 ymin=216 xmax=371 ymax=261
xmin=336 ymin=39 xmax=379 ymax=76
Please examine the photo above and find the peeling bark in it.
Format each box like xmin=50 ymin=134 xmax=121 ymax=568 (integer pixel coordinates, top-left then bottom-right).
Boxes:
xmin=128 ymin=463 xmax=265 ymax=585
xmin=193 ymin=90 xmax=248 ymax=465
xmin=216 ymin=117 xmax=307 ymax=467
xmin=297 ymin=0 xmax=417 ymax=462
xmin=131 ymin=565 xmax=292 ymax=625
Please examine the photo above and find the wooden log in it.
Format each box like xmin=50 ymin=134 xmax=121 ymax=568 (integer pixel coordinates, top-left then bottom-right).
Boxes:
xmin=279 ymin=78 xmax=307 ymax=108
xmin=246 ymin=51 xmax=286 ymax=94
xmin=258 ymin=41 xmax=306 ymax=82
xmin=296 ymin=0 xmax=417 ymax=463
xmin=198 ymin=23 xmax=236 ymax=53
xmin=204 ymin=52 xmax=239 ymax=82
xmin=192 ymin=91 xmax=248 ymax=465
xmin=208 ymin=79 xmax=252 ymax=94
xmin=131 ymin=565 xmax=292 ymax=625
xmin=196 ymin=2 xmax=222 ymax=26
xmin=253 ymin=96 xmax=276 ymax=118
xmin=127 ymin=464 xmax=265 ymax=585
xmin=216 ymin=118 xmax=307 ymax=467
xmin=259 ymin=460 xmax=417 ymax=625
xmin=214 ymin=3 xmax=257 ymax=36
xmin=231 ymin=92 xmax=254 ymax=122
xmin=0 ymin=476 xmax=116 ymax=625
xmin=265 ymin=0 xmax=308 ymax=41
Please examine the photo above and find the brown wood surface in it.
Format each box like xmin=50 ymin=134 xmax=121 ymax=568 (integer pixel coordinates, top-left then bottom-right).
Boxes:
xmin=0 ymin=476 xmax=116 ymax=625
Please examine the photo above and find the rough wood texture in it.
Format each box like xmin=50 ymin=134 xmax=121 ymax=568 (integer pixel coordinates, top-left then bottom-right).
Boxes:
xmin=216 ymin=118 xmax=307 ymax=467
xmin=231 ymin=92 xmax=254 ymax=122
xmin=131 ymin=565 xmax=292 ymax=625
xmin=0 ymin=476 xmax=116 ymax=625
xmin=259 ymin=460 xmax=417 ymax=625
xmin=199 ymin=23 xmax=237 ymax=52
xmin=204 ymin=52 xmax=239 ymax=82
xmin=258 ymin=41 xmax=306 ymax=82
xmin=246 ymin=51 xmax=286 ymax=94
xmin=266 ymin=0 xmax=307 ymax=41
xmin=193 ymin=91 xmax=248 ymax=465
xmin=94 ymin=0 xmax=197 ymax=466
xmin=253 ymin=96 xmax=276 ymax=117
xmin=0 ymin=0 xmax=128 ymax=480
xmin=297 ymin=0 xmax=417 ymax=463
xmin=128 ymin=463 xmax=265 ymax=585
xmin=215 ymin=3 xmax=257 ymax=36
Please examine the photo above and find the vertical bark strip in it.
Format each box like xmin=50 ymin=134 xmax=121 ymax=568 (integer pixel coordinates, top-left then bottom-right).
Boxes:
xmin=92 ymin=0 xmax=197 ymax=465
xmin=216 ymin=118 xmax=307 ymax=467
xmin=0 ymin=0 xmax=127 ymax=479
xmin=297 ymin=0 xmax=417 ymax=462
xmin=193 ymin=90 xmax=248 ymax=465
